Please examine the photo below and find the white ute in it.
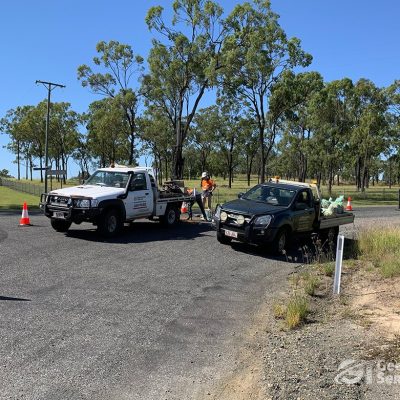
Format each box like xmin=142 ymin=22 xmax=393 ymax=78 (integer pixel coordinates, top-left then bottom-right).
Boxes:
xmin=40 ymin=166 xmax=191 ymax=237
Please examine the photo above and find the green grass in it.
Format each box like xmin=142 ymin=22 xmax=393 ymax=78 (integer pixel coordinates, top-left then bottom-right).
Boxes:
xmin=273 ymin=295 xmax=310 ymax=329
xmin=302 ymin=273 xmax=321 ymax=296
xmin=0 ymin=186 xmax=40 ymax=210
xmin=2 ymin=175 xmax=398 ymax=209
xmin=321 ymin=262 xmax=335 ymax=277
xmin=358 ymin=227 xmax=400 ymax=278
xmin=184 ymin=176 xmax=399 ymax=207
xmin=285 ymin=295 xmax=309 ymax=329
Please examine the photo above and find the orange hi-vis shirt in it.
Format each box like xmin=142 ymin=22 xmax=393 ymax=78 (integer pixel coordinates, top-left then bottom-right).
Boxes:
xmin=201 ymin=178 xmax=215 ymax=191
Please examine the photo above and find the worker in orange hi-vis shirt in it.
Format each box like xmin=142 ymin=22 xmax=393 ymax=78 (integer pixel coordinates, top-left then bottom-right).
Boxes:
xmin=200 ymin=171 xmax=216 ymax=212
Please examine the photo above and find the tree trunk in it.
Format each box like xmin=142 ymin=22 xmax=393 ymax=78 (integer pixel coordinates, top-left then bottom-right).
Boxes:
xmin=29 ymin=157 xmax=33 ymax=181
xmin=17 ymin=140 xmax=20 ymax=180
xmin=259 ymin=125 xmax=266 ymax=183
xmin=25 ymin=153 xmax=28 ymax=179
xmin=173 ymin=119 xmax=184 ymax=179
xmin=40 ymin=157 xmax=43 ymax=183
xmin=129 ymin=132 xmax=135 ymax=166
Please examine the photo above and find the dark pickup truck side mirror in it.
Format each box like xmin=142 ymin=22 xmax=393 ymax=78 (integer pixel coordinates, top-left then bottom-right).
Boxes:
xmin=238 ymin=192 xmax=244 ymax=199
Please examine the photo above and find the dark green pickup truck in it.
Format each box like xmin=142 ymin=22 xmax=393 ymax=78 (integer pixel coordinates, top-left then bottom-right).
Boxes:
xmin=213 ymin=179 xmax=354 ymax=253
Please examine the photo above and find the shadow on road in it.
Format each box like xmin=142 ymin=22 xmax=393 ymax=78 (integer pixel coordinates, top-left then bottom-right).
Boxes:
xmin=228 ymin=235 xmax=360 ymax=264
xmin=65 ymin=220 xmax=214 ymax=244
xmin=0 ymin=296 xmax=31 ymax=301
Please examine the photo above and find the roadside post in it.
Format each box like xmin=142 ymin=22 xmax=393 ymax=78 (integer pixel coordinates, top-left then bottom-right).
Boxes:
xmin=398 ymin=189 xmax=400 ymax=210
xmin=333 ymin=235 xmax=345 ymax=295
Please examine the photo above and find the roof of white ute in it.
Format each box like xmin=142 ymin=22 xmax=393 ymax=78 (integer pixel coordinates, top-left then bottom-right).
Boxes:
xmin=98 ymin=166 xmax=155 ymax=175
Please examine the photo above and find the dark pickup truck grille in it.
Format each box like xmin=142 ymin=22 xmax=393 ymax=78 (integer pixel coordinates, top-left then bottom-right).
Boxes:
xmin=49 ymin=195 xmax=71 ymax=207
xmin=222 ymin=212 xmax=251 ymax=230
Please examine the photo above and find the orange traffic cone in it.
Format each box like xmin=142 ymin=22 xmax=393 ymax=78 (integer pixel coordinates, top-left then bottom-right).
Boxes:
xmin=19 ymin=202 xmax=32 ymax=226
xmin=181 ymin=202 xmax=188 ymax=214
xmin=345 ymin=196 xmax=353 ymax=211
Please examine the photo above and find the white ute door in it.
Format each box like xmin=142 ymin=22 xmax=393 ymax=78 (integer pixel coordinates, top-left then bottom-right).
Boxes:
xmin=125 ymin=172 xmax=153 ymax=219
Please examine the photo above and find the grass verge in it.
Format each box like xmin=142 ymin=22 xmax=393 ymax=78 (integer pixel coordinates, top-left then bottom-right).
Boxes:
xmin=285 ymin=295 xmax=310 ymax=329
xmin=358 ymin=227 xmax=400 ymax=277
xmin=0 ymin=186 xmax=40 ymax=210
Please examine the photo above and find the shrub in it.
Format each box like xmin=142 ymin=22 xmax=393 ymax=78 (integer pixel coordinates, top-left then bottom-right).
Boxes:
xmin=323 ymin=262 xmax=335 ymax=277
xmin=285 ymin=295 xmax=309 ymax=329
xmin=303 ymin=273 xmax=320 ymax=296
xmin=273 ymin=303 xmax=286 ymax=319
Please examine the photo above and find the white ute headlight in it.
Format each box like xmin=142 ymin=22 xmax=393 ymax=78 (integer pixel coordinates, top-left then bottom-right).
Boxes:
xmin=91 ymin=199 xmax=98 ymax=207
xmin=76 ymin=199 xmax=90 ymax=208
xmin=254 ymin=215 xmax=272 ymax=227
xmin=220 ymin=211 xmax=228 ymax=222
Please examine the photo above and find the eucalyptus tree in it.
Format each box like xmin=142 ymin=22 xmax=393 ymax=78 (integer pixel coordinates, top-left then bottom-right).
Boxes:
xmin=189 ymin=105 xmax=220 ymax=173
xmin=308 ymin=79 xmax=354 ymax=193
xmin=214 ymin=99 xmax=245 ymax=188
xmin=48 ymin=102 xmax=80 ymax=181
xmin=385 ymin=80 xmax=400 ymax=184
xmin=139 ymin=108 xmax=175 ymax=184
xmin=86 ymin=98 xmax=131 ymax=167
xmin=78 ymin=41 xmax=143 ymax=165
xmin=0 ymin=105 xmax=34 ymax=180
xmin=221 ymin=0 xmax=312 ymax=182
xmin=350 ymin=79 xmax=389 ymax=191
xmin=270 ymin=71 xmax=324 ymax=182
xmin=240 ymin=119 xmax=259 ymax=186
xmin=143 ymin=0 xmax=226 ymax=179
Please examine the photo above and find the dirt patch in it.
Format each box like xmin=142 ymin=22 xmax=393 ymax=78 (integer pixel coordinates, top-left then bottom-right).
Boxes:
xmin=260 ymin=261 xmax=400 ymax=399
xmin=346 ymin=267 xmax=400 ymax=340
xmin=205 ymin=263 xmax=400 ymax=399
xmin=207 ymin=302 xmax=271 ymax=400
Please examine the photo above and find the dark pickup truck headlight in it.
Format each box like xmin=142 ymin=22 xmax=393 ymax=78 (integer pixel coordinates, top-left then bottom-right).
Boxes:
xmin=214 ymin=205 xmax=221 ymax=219
xmin=220 ymin=211 xmax=228 ymax=222
xmin=254 ymin=215 xmax=272 ymax=227
xmin=236 ymin=215 xmax=245 ymax=225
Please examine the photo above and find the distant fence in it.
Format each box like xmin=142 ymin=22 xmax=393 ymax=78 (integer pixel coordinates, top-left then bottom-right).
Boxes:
xmin=1 ymin=176 xmax=398 ymax=204
xmin=0 ymin=178 xmax=44 ymax=196
xmin=0 ymin=178 xmax=44 ymax=197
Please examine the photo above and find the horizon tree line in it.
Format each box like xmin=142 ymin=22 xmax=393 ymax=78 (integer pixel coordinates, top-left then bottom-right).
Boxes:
xmin=1 ymin=0 xmax=399 ymax=194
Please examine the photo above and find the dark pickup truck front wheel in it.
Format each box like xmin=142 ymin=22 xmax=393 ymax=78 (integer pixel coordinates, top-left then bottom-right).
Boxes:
xmin=271 ymin=227 xmax=289 ymax=254
xmin=217 ymin=231 xmax=232 ymax=245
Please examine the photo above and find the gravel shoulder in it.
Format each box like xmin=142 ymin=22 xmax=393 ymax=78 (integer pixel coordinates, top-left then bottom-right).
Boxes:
xmin=205 ymin=206 xmax=400 ymax=400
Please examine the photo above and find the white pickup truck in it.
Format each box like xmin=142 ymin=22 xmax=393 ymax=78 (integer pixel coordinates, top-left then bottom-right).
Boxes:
xmin=40 ymin=166 xmax=192 ymax=237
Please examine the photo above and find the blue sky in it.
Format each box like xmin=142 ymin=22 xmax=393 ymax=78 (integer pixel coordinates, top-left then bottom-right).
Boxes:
xmin=1 ymin=0 xmax=399 ymax=178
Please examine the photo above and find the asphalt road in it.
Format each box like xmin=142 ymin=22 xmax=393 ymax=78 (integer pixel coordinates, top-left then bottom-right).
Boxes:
xmin=0 ymin=211 xmax=292 ymax=400
xmin=0 ymin=206 xmax=398 ymax=400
